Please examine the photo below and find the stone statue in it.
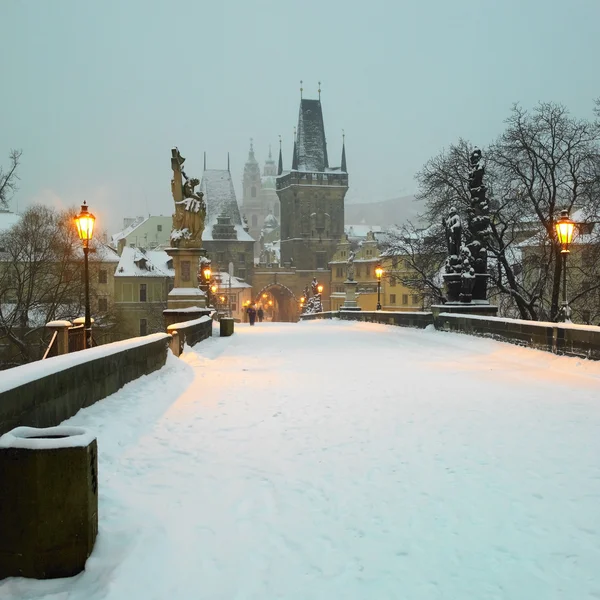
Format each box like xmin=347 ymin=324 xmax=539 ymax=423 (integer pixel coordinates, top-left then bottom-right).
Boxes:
xmin=347 ymin=250 xmax=356 ymax=281
xmin=311 ymin=277 xmax=319 ymax=296
xmin=443 ymin=206 xmax=462 ymax=257
xmin=170 ymin=147 xmax=206 ymax=246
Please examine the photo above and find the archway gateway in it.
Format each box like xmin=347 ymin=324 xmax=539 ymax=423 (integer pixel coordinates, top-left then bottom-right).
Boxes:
xmin=254 ymin=283 xmax=299 ymax=322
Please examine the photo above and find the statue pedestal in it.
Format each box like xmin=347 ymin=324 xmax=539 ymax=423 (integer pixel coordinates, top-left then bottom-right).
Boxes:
xmin=341 ymin=279 xmax=361 ymax=311
xmin=165 ymin=246 xmax=207 ymax=311
xmin=431 ymin=303 xmax=499 ymax=319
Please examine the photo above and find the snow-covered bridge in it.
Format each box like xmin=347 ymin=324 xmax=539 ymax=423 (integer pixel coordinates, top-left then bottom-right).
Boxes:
xmin=3 ymin=320 xmax=600 ymax=599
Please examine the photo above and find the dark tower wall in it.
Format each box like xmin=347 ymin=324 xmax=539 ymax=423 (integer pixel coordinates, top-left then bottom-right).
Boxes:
xmin=277 ymin=99 xmax=348 ymax=270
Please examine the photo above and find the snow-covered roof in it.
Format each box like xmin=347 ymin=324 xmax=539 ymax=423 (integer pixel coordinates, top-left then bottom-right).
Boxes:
xmin=115 ymin=247 xmax=174 ymax=277
xmin=201 ymin=170 xmax=254 ymax=242
xmin=111 ymin=216 xmax=147 ymax=244
xmin=213 ymin=271 xmax=252 ymax=289
xmin=345 ymin=225 xmax=383 ymax=238
xmin=0 ymin=209 xmax=20 ymax=233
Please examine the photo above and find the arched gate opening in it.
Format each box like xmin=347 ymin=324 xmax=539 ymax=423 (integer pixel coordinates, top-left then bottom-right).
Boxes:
xmin=254 ymin=283 xmax=299 ymax=322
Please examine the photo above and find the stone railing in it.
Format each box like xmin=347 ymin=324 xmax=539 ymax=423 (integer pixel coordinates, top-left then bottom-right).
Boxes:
xmin=167 ymin=315 xmax=213 ymax=357
xmin=300 ymin=310 xmax=433 ymax=328
xmin=0 ymin=333 xmax=171 ymax=436
xmin=302 ymin=309 xmax=600 ymax=360
xmin=435 ymin=313 xmax=600 ymax=360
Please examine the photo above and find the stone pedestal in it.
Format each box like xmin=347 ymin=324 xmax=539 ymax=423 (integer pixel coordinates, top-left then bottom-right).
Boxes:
xmin=341 ymin=279 xmax=361 ymax=311
xmin=431 ymin=303 xmax=499 ymax=319
xmin=220 ymin=318 xmax=234 ymax=337
xmin=165 ymin=246 xmax=207 ymax=310
xmin=0 ymin=426 xmax=98 ymax=580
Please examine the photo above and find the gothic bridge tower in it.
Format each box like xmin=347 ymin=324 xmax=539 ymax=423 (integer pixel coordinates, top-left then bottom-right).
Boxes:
xmin=276 ymin=96 xmax=348 ymax=270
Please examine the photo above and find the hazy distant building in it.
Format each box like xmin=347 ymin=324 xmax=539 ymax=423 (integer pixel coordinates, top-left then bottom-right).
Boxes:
xmin=241 ymin=140 xmax=280 ymax=257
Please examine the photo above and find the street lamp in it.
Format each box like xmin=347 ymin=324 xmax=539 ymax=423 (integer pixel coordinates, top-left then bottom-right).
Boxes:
xmin=555 ymin=209 xmax=575 ymax=322
xmin=375 ymin=264 xmax=383 ymax=310
xmin=317 ymin=284 xmax=323 ymax=294
xmin=202 ymin=265 xmax=212 ymax=306
xmin=74 ymin=201 xmax=96 ymax=349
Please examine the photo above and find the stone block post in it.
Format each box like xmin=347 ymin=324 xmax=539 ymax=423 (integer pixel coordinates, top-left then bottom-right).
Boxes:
xmin=0 ymin=426 xmax=98 ymax=579
xmin=45 ymin=320 xmax=72 ymax=355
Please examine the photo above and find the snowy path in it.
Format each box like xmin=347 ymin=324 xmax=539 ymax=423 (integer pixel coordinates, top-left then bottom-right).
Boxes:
xmin=2 ymin=320 xmax=600 ymax=599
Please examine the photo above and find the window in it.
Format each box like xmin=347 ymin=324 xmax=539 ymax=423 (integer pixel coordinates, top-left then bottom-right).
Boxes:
xmin=238 ymin=252 xmax=245 ymax=264
xmin=98 ymin=269 xmax=107 ymax=284
xmin=217 ymin=252 xmax=225 ymax=264
xmin=316 ymin=252 xmax=326 ymax=269
xmin=356 ymin=267 xmax=361 ymax=278
xmin=98 ymin=297 xmax=108 ymax=312
xmin=181 ymin=261 xmax=190 ymax=282
xmin=402 ymin=294 xmax=408 ymax=305
xmin=157 ymin=224 xmax=163 ymax=232
xmin=140 ymin=284 xmax=147 ymax=302
xmin=412 ymin=294 xmax=419 ymax=305
xmin=365 ymin=266 xmax=370 ymax=278
xmin=252 ymin=215 xmax=258 ymax=227
xmin=251 ymin=186 xmax=257 ymax=198
xmin=237 ymin=268 xmax=246 ymax=280
xmin=336 ymin=267 xmax=343 ymax=277
xmin=140 ymin=318 xmax=147 ymax=336
xmin=390 ymin=277 xmax=396 ymax=287
xmin=390 ymin=294 xmax=396 ymax=304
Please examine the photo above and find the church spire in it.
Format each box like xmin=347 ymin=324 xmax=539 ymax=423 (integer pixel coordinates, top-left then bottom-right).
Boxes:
xmin=341 ymin=130 xmax=347 ymax=172
xmin=277 ymin=135 xmax=283 ymax=176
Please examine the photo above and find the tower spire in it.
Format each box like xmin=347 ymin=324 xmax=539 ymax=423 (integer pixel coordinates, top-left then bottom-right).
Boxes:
xmin=277 ymin=135 xmax=283 ymax=176
xmin=227 ymin=152 xmax=230 ymax=172
xmin=300 ymin=80 xmax=303 ymax=100
xmin=292 ymin=126 xmax=298 ymax=170
xmin=341 ymin=130 xmax=347 ymax=172
xmin=318 ymin=81 xmax=321 ymax=101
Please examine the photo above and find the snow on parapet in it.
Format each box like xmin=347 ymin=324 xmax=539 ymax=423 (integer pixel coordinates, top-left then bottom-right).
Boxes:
xmin=0 ymin=426 xmax=96 ymax=450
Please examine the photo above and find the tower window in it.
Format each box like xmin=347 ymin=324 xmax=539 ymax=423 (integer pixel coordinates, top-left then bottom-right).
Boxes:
xmin=251 ymin=186 xmax=257 ymax=198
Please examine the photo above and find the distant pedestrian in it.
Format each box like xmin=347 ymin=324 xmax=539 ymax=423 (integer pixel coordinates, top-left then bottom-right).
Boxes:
xmin=257 ymin=307 xmax=264 ymax=322
xmin=247 ymin=304 xmax=257 ymax=326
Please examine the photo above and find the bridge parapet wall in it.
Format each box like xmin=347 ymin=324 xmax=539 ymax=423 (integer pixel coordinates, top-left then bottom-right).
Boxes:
xmin=167 ymin=315 xmax=213 ymax=357
xmin=435 ymin=313 xmax=600 ymax=359
xmin=0 ymin=334 xmax=171 ymax=435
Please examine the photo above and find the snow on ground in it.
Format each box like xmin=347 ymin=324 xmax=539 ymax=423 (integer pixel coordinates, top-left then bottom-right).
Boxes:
xmin=2 ymin=320 xmax=600 ymax=599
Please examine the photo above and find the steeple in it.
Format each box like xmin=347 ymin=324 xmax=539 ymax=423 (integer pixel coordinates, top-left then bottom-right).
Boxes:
xmin=277 ymin=136 xmax=283 ymax=176
xmin=341 ymin=131 xmax=347 ymax=172
xmin=247 ymin=138 xmax=257 ymax=163
xmin=263 ymin=144 xmax=277 ymax=177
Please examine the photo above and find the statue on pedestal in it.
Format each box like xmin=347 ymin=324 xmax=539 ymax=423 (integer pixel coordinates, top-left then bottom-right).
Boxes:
xmin=170 ymin=147 xmax=206 ymax=246
xmin=346 ymin=250 xmax=356 ymax=281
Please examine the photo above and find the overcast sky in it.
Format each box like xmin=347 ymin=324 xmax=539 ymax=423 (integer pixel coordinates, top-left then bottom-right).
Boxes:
xmin=2 ymin=0 xmax=599 ymax=234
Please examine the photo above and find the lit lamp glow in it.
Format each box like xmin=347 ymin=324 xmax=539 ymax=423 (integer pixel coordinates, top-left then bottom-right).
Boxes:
xmin=74 ymin=201 xmax=96 ymax=349
xmin=555 ymin=209 xmax=575 ymax=322
xmin=317 ymin=284 xmax=323 ymax=294
xmin=375 ymin=263 xmax=383 ymax=310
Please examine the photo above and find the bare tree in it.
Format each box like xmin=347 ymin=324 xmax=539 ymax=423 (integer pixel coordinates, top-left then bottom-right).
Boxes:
xmin=408 ymin=102 xmax=600 ymax=321
xmin=0 ymin=150 xmax=22 ymax=211
xmin=0 ymin=205 xmax=86 ymax=366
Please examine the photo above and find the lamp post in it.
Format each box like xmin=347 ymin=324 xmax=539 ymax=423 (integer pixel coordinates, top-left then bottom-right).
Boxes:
xmin=74 ymin=201 xmax=96 ymax=349
xmin=555 ymin=209 xmax=575 ymax=323
xmin=202 ymin=265 xmax=212 ymax=306
xmin=375 ymin=264 xmax=383 ymax=310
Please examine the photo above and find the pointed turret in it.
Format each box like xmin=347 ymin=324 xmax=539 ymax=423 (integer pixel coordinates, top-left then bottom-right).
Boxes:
xmin=294 ymin=98 xmax=328 ymax=171
xmin=341 ymin=135 xmax=347 ymax=173
xmin=277 ymin=144 xmax=283 ymax=176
